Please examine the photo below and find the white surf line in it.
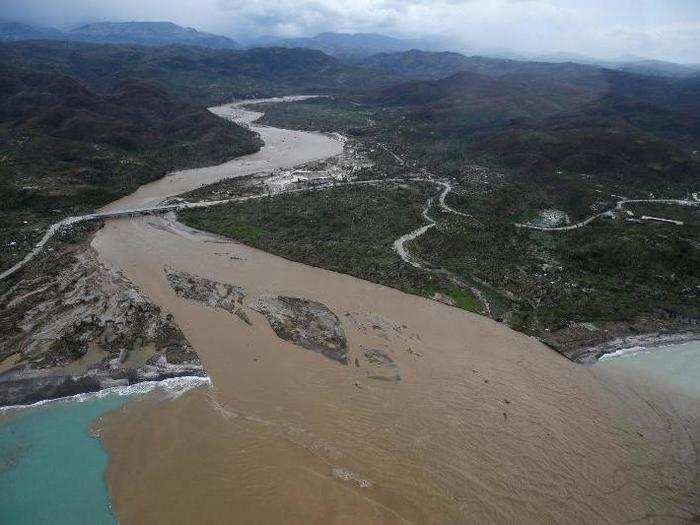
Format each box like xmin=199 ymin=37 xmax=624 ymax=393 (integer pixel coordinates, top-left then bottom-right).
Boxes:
xmin=515 ymin=197 xmax=699 ymax=232
xmin=0 ymin=375 xmax=211 ymax=412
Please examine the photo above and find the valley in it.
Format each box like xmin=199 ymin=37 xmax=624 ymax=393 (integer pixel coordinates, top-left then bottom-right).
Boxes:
xmin=0 ymin=28 xmax=698 ymax=524
xmin=90 ymin=102 xmax=700 ymax=522
xmin=249 ymin=95 xmax=699 ymax=356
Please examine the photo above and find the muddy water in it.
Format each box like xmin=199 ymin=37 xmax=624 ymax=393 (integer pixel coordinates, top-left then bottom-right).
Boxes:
xmin=102 ymin=97 xmax=342 ymax=212
xmin=92 ymin=101 xmax=697 ymax=523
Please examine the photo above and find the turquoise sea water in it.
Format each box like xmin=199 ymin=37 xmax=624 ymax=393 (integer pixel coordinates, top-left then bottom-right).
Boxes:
xmin=1 ymin=341 xmax=694 ymax=524
xmin=0 ymin=394 xmax=129 ymax=525
xmin=598 ymin=340 xmax=700 ymax=399
xmin=0 ymin=377 xmax=210 ymax=525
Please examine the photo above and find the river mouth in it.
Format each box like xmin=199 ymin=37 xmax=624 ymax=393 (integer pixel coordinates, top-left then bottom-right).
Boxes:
xmin=86 ymin=100 xmax=700 ymax=522
xmin=1 ymin=98 xmax=696 ymax=523
xmin=0 ymin=376 xmax=210 ymax=525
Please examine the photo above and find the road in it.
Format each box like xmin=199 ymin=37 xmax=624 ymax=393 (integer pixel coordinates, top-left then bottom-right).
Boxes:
xmin=516 ymin=197 xmax=699 ymax=231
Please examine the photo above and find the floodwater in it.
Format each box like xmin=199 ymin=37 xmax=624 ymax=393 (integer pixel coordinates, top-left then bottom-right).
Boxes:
xmin=87 ymin=100 xmax=699 ymax=523
xmin=0 ymin=378 xmax=209 ymax=525
xmin=102 ymin=97 xmax=341 ymax=212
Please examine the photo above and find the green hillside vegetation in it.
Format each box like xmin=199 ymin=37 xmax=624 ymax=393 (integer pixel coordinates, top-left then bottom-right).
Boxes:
xmin=2 ymin=41 xmax=697 ymax=353
xmin=0 ymin=67 xmax=260 ymax=269
xmin=250 ymin=77 xmax=699 ymax=350
xmin=0 ymin=41 xmax=399 ymax=106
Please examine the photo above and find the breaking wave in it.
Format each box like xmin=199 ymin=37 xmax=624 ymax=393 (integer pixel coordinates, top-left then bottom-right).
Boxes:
xmin=0 ymin=375 xmax=211 ymax=412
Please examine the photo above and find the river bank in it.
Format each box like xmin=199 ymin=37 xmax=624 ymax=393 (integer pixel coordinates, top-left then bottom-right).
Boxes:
xmin=90 ymin=101 xmax=698 ymax=522
xmin=0 ymin=223 xmax=205 ymax=408
xmin=0 ymin=98 xmax=697 ymax=522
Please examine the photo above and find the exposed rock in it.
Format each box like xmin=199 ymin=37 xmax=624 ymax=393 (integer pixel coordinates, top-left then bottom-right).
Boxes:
xmin=165 ymin=267 xmax=249 ymax=321
xmin=542 ymin=316 xmax=699 ymax=363
xmin=0 ymin=238 xmax=204 ymax=407
xmin=0 ymin=358 xmax=205 ymax=407
xmin=235 ymin=309 xmax=252 ymax=325
xmin=563 ymin=331 xmax=700 ymax=364
xmin=361 ymin=349 xmax=401 ymax=382
xmin=249 ymin=295 xmax=348 ymax=364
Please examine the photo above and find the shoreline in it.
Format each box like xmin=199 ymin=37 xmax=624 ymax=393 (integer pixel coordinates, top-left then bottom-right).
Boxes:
xmin=0 ymin=363 xmax=208 ymax=409
xmin=0 ymin=96 xmax=341 ymax=410
xmin=1 ymin=94 xmax=695 ymax=406
xmin=0 ymin=374 xmax=211 ymax=413
xmin=93 ymin=100 xmax=699 ymax=522
xmin=1 ymin=94 xmax=695 ymax=409
xmin=1 ymin=96 xmax=697 ymax=522
xmin=565 ymin=330 xmax=700 ymax=364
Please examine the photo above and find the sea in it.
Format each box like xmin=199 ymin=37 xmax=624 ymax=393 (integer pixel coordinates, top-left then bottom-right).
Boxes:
xmin=598 ymin=339 xmax=700 ymax=399
xmin=0 ymin=377 xmax=210 ymax=525
xmin=0 ymin=341 xmax=696 ymax=523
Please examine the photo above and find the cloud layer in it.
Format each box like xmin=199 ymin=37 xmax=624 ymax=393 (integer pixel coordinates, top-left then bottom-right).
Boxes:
xmin=2 ymin=0 xmax=699 ymax=62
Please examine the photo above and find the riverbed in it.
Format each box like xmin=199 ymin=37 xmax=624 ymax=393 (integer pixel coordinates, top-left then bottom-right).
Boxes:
xmin=92 ymin=101 xmax=697 ymax=522
xmin=1 ymin=98 xmax=698 ymax=523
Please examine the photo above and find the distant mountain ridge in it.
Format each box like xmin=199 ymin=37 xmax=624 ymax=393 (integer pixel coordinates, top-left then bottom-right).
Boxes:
xmin=0 ymin=20 xmax=63 ymax=41
xmin=0 ymin=40 xmax=399 ymax=105
xmin=359 ymin=50 xmax=606 ymax=83
xmin=68 ymin=21 xmax=239 ymax=49
xmin=0 ymin=20 xmax=239 ymax=49
xmin=249 ymin=31 xmax=449 ymax=58
xmin=2 ymin=19 xmax=698 ymax=77
xmin=360 ymin=49 xmax=700 ymax=84
xmin=535 ymin=52 xmax=700 ymax=78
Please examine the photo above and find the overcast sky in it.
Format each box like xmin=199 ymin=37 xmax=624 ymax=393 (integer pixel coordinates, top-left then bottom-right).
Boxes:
xmin=2 ymin=0 xmax=699 ymax=62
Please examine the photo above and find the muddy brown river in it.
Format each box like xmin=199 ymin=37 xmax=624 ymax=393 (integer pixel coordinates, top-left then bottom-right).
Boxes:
xmin=90 ymin=99 xmax=698 ymax=523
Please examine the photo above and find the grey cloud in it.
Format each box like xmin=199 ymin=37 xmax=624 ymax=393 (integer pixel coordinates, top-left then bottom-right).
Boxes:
xmin=1 ymin=0 xmax=699 ymax=62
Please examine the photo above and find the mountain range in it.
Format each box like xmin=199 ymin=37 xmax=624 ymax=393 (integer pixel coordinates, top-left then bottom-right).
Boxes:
xmin=0 ymin=40 xmax=399 ymax=105
xmin=0 ymin=20 xmax=239 ymax=49
xmin=4 ymin=19 xmax=698 ymax=79
xmin=246 ymin=31 xmax=450 ymax=58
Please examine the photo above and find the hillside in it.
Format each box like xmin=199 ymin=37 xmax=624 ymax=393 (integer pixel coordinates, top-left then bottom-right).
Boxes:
xmin=250 ymin=59 xmax=699 ymax=342
xmin=0 ymin=20 xmax=63 ymax=41
xmin=233 ymin=86 xmax=700 ymax=351
xmin=68 ymin=21 xmax=239 ymax=49
xmin=359 ymin=50 xmax=614 ymax=82
xmin=0 ymin=20 xmax=239 ymax=49
xmin=256 ymin=32 xmax=443 ymax=58
xmin=360 ymin=54 xmax=700 ymax=153
xmin=0 ymin=66 xmax=260 ymax=270
xmin=0 ymin=40 xmax=398 ymax=105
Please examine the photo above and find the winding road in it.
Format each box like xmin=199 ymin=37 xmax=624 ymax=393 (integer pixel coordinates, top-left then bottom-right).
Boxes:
xmin=3 ymin=96 xmax=696 ymax=523
xmin=1 ymin=165 xmax=469 ymax=284
xmin=516 ymin=197 xmax=699 ymax=231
